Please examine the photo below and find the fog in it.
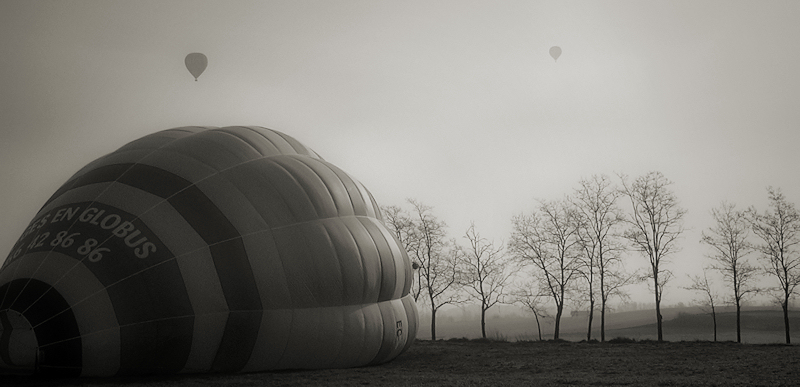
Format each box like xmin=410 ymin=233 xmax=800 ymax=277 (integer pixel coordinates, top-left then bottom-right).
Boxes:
xmin=3 ymin=1 xmax=800 ymax=307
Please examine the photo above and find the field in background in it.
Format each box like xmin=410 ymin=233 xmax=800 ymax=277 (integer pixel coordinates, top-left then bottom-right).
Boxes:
xmin=419 ymin=306 xmax=800 ymax=344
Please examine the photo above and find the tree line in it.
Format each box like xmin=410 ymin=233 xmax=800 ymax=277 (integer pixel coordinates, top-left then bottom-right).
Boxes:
xmin=382 ymin=171 xmax=800 ymax=344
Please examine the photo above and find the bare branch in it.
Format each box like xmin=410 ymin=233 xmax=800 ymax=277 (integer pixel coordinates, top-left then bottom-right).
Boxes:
xmin=747 ymin=187 xmax=800 ymax=344
xmin=384 ymin=199 xmax=463 ymax=340
xmin=457 ymin=222 xmax=514 ymax=338
xmin=618 ymin=171 xmax=686 ymax=342
xmin=571 ymin=174 xmax=634 ymax=341
xmin=508 ymin=198 xmax=582 ymax=340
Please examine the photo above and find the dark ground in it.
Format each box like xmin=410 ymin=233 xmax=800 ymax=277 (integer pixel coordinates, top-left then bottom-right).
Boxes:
xmin=2 ymin=339 xmax=799 ymax=386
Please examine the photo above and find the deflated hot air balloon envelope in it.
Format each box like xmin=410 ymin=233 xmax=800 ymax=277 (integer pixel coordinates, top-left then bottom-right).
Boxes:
xmin=0 ymin=310 xmax=38 ymax=373
xmin=0 ymin=126 xmax=418 ymax=376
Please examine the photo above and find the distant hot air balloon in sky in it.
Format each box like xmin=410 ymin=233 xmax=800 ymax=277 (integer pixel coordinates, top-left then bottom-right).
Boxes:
xmin=549 ymin=46 xmax=562 ymax=62
xmin=184 ymin=53 xmax=207 ymax=81
xmin=0 ymin=126 xmax=418 ymax=376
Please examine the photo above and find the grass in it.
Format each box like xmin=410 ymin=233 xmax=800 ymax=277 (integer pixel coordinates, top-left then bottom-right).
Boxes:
xmin=3 ymin=308 xmax=798 ymax=385
xmin=2 ymin=339 xmax=798 ymax=386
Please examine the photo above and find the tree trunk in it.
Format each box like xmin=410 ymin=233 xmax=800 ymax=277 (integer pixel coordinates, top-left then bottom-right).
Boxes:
xmin=535 ymin=313 xmax=542 ymax=341
xmin=554 ymin=304 xmax=563 ymax=340
xmin=654 ymin=273 xmax=663 ymax=342
xmin=656 ymin=308 xmax=663 ymax=342
xmin=600 ymin=297 xmax=607 ymax=342
xmin=481 ymin=307 xmax=487 ymax=339
xmin=711 ymin=305 xmax=717 ymax=342
xmin=586 ymin=298 xmax=595 ymax=341
xmin=431 ymin=309 xmax=437 ymax=341
xmin=783 ymin=296 xmax=791 ymax=344
xmin=735 ymin=300 xmax=741 ymax=343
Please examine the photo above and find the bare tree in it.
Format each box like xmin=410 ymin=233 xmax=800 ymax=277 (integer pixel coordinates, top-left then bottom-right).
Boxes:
xmin=513 ymin=282 xmax=550 ymax=341
xmin=457 ymin=222 xmax=513 ymax=339
xmin=509 ymin=199 xmax=582 ymax=340
xmin=683 ymin=270 xmax=720 ymax=342
xmin=748 ymin=187 xmax=800 ymax=344
xmin=407 ymin=199 xmax=462 ymax=341
xmin=382 ymin=204 xmax=424 ymax=301
xmin=701 ymin=201 xmax=758 ymax=343
xmin=572 ymin=174 xmax=634 ymax=342
xmin=619 ymin=171 xmax=686 ymax=342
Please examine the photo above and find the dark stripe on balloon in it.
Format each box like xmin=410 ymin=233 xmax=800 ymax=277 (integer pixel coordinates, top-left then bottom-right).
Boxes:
xmin=47 ymin=161 xmax=263 ymax=373
xmin=0 ymin=278 xmax=82 ymax=377
xmin=164 ymin=186 xmax=262 ymax=372
xmin=0 ymin=311 xmax=14 ymax=367
xmin=42 ymin=164 xmax=130 ymax=209
xmin=117 ymin=164 xmax=194 ymax=198
xmin=210 ymin=311 xmax=261 ymax=372
xmin=118 ymin=316 xmax=194 ymax=375
xmin=112 ymin=262 xmax=193 ymax=375
xmin=167 ymin=186 xmax=263 ymax=306
xmin=169 ymin=188 xmax=262 ymax=372
xmin=42 ymin=163 xmax=193 ymax=210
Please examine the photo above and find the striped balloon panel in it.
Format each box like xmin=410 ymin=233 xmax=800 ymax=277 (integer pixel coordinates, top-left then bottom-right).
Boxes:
xmin=0 ymin=126 xmax=417 ymax=376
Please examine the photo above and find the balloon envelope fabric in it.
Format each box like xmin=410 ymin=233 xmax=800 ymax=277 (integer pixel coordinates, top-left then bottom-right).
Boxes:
xmin=0 ymin=126 xmax=418 ymax=376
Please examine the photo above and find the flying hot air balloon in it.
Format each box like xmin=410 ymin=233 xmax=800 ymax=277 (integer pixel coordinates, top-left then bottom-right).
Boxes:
xmin=184 ymin=53 xmax=208 ymax=81
xmin=0 ymin=126 xmax=418 ymax=376
xmin=549 ymin=46 xmax=562 ymax=62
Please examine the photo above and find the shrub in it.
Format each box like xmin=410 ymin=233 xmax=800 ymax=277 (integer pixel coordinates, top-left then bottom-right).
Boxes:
xmin=607 ymin=337 xmax=637 ymax=344
xmin=489 ymin=331 xmax=509 ymax=342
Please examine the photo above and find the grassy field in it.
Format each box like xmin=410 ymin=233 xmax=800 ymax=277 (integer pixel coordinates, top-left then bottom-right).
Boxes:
xmin=3 ymin=308 xmax=798 ymax=386
xmin=2 ymin=339 xmax=798 ymax=386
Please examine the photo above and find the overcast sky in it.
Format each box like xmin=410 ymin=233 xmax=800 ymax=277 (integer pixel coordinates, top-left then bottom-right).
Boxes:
xmin=2 ymin=0 xmax=799 ymax=305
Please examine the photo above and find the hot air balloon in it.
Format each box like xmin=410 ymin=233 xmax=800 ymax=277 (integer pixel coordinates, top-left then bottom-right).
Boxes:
xmin=184 ymin=53 xmax=207 ymax=81
xmin=549 ymin=46 xmax=562 ymax=62
xmin=0 ymin=126 xmax=418 ymax=377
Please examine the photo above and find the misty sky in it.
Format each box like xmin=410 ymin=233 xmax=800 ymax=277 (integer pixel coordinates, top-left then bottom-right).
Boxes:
xmin=2 ymin=0 xmax=799 ymax=305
